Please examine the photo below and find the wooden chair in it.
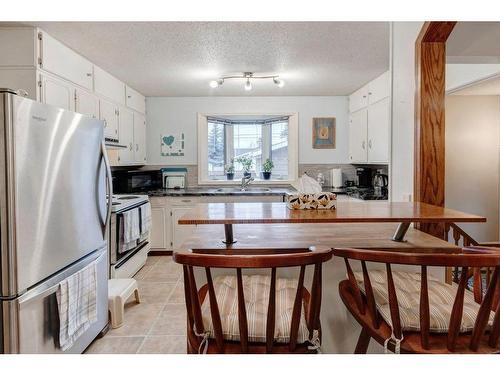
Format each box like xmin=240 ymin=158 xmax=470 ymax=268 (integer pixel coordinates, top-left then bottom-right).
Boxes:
xmin=173 ymin=246 xmax=333 ymax=354
xmin=333 ymin=246 xmax=500 ymax=354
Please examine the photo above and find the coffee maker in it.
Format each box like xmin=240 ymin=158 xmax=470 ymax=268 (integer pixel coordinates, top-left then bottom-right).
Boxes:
xmin=356 ymin=167 xmax=372 ymax=188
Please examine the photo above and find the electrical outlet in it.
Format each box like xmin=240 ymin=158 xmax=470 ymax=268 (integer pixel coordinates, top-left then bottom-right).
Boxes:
xmin=402 ymin=193 xmax=412 ymax=202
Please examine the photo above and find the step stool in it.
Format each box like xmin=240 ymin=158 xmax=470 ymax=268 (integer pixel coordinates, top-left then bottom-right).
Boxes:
xmin=108 ymin=278 xmax=140 ymax=328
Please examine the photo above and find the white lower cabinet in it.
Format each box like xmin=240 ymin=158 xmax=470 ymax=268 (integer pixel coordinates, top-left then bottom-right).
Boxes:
xmin=150 ymin=206 xmax=169 ymax=249
xmin=149 ymin=195 xmax=284 ymax=252
xmin=171 ymin=206 xmax=197 ymax=249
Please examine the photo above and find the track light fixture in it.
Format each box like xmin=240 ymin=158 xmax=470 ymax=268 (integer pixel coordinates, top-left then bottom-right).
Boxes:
xmin=209 ymin=72 xmax=285 ymax=91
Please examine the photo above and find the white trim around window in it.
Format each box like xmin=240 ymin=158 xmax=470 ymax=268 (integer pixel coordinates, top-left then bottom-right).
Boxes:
xmin=197 ymin=112 xmax=299 ymax=185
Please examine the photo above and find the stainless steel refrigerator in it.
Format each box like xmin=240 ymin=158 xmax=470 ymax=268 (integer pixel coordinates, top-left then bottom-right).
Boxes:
xmin=0 ymin=89 xmax=112 ymax=353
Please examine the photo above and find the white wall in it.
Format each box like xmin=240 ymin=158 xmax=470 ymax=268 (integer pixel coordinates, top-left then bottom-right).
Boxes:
xmin=390 ymin=22 xmax=424 ymax=202
xmin=445 ymin=95 xmax=500 ymax=242
xmin=146 ymin=96 xmax=349 ymax=165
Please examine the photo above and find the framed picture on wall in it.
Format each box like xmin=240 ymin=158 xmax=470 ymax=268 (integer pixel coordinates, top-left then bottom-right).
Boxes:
xmin=312 ymin=117 xmax=336 ymax=149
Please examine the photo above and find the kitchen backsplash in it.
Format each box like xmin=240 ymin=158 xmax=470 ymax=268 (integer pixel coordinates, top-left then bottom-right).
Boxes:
xmin=141 ymin=163 xmax=387 ymax=187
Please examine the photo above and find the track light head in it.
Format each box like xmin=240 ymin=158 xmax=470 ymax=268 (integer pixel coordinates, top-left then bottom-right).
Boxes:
xmin=209 ymin=80 xmax=219 ymax=88
xmin=273 ymin=77 xmax=285 ymax=88
xmin=244 ymin=79 xmax=252 ymax=91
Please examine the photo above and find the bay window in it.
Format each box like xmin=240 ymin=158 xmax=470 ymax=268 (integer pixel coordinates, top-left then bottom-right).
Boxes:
xmin=199 ymin=114 xmax=298 ymax=184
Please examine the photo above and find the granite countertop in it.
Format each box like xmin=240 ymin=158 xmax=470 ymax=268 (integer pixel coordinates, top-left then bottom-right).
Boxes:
xmin=145 ymin=186 xmax=347 ymax=197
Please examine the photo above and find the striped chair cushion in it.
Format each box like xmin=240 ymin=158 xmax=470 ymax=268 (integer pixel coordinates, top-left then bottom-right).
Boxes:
xmin=353 ymin=270 xmax=494 ymax=333
xmin=201 ymin=275 xmax=310 ymax=344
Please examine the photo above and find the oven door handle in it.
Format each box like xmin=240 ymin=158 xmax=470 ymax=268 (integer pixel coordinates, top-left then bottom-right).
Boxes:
xmin=102 ymin=140 xmax=113 ymax=236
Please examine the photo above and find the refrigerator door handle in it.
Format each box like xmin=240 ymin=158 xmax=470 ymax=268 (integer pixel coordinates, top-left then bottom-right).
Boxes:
xmin=101 ymin=141 xmax=113 ymax=237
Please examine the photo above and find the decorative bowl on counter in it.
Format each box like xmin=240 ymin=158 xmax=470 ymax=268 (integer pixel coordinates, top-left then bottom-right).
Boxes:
xmin=285 ymin=192 xmax=337 ymax=210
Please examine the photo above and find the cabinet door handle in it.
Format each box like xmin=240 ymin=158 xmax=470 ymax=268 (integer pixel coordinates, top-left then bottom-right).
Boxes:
xmin=362 ymin=141 xmax=366 ymax=150
xmin=368 ymin=140 xmax=372 ymax=149
xmin=368 ymin=92 xmax=372 ymax=95
xmin=103 ymin=119 xmax=107 ymax=128
xmin=136 ymin=144 xmax=139 ymax=151
xmin=181 ymin=199 xmax=191 ymax=203
xmin=86 ymin=73 xmax=92 ymax=77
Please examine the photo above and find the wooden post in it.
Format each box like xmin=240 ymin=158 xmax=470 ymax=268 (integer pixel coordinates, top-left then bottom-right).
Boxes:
xmin=414 ymin=22 xmax=456 ymax=238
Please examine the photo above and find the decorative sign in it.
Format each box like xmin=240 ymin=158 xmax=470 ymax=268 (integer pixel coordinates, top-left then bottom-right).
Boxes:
xmin=161 ymin=133 xmax=185 ymax=156
xmin=312 ymin=117 xmax=336 ymax=149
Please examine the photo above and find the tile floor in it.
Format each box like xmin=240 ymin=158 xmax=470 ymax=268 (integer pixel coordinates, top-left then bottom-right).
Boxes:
xmin=85 ymin=255 xmax=187 ymax=354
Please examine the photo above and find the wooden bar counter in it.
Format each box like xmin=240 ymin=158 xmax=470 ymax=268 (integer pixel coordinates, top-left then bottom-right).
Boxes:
xmin=179 ymin=201 xmax=485 ymax=244
xmin=177 ymin=201 xmax=486 ymax=353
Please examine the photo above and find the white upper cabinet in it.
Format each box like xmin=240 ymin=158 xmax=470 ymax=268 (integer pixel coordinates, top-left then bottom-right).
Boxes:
xmin=38 ymin=31 xmax=93 ymax=90
xmin=75 ymin=88 xmax=99 ymax=118
xmin=100 ymin=99 xmax=119 ymax=140
xmin=94 ymin=66 xmax=126 ymax=105
xmin=38 ymin=72 xmax=74 ymax=112
xmin=133 ymin=113 xmax=147 ymax=164
xmin=367 ymin=71 xmax=390 ymax=105
xmin=349 ymin=108 xmax=368 ymax=163
xmin=348 ymin=70 xmax=390 ymax=164
xmin=118 ymin=108 xmax=135 ymax=164
xmin=126 ymin=85 xmax=146 ymax=114
xmin=367 ymin=97 xmax=390 ymax=163
xmin=348 ymin=85 xmax=369 ymax=113
xmin=349 ymin=70 xmax=390 ymax=112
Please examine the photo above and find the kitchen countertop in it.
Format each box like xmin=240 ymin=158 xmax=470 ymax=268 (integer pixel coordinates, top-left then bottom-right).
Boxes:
xmin=146 ymin=186 xmax=347 ymax=197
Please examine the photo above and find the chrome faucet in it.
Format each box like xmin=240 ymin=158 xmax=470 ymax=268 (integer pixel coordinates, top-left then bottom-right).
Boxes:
xmin=240 ymin=175 xmax=254 ymax=191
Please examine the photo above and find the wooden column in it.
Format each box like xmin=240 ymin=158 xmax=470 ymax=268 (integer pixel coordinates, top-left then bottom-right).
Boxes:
xmin=414 ymin=22 xmax=456 ymax=238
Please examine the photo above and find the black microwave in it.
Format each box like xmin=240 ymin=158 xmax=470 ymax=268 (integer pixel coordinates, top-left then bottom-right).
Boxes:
xmin=112 ymin=169 xmax=162 ymax=193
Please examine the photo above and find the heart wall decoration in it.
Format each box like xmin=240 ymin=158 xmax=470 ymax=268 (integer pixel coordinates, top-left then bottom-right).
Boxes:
xmin=161 ymin=133 xmax=185 ymax=156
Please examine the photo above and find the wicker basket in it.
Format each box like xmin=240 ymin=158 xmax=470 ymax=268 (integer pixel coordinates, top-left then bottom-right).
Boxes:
xmin=285 ymin=192 xmax=337 ymax=210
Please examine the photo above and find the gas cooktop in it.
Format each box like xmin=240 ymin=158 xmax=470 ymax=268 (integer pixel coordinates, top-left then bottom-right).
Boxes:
xmin=346 ymin=187 xmax=388 ymax=201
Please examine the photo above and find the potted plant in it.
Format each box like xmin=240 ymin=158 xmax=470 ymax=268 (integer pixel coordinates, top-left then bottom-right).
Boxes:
xmin=225 ymin=161 xmax=235 ymax=180
xmin=236 ymin=156 xmax=253 ymax=177
xmin=262 ymin=158 xmax=274 ymax=180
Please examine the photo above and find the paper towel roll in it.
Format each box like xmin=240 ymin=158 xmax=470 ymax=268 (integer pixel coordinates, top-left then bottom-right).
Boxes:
xmin=330 ymin=168 xmax=342 ymax=188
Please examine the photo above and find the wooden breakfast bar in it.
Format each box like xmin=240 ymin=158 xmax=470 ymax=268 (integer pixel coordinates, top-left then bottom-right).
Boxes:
xmin=176 ymin=201 xmax=488 ymax=353
xmin=178 ymin=201 xmax=486 ymax=247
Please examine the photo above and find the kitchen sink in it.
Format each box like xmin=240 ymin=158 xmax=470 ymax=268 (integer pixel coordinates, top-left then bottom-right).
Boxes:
xmin=214 ymin=187 xmax=272 ymax=193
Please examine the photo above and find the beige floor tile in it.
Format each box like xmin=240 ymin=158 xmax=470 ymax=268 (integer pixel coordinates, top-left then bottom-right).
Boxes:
xmin=133 ymin=265 xmax=154 ymax=280
xmin=155 ymin=255 xmax=174 ymax=265
xmin=137 ymin=281 xmax=176 ymax=304
xmin=108 ymin=303 xmax=164 ymax=337
xmin=167 ymin=282 xmax=185 ymax=303
xmin=85 ymin=336 xmax=144 ymax=354
xmin=141 ymin=262 xmax=182 ymax=282
xmin=137 ymin=335 xmax=187 ymax=354
xmin=145 ymin=255 xmax=162 ymax=266
xmin=149 ymin=304 xmax=187 ymax=336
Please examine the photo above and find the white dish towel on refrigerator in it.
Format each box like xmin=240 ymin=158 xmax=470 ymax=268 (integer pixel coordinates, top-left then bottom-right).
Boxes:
xmin=56 ymin=261 xmax=98 ymax=351
xmin=139 ymin=202 xmax=152 ymax=242
xmin=119 ymin=208 xmax=141 ymax=253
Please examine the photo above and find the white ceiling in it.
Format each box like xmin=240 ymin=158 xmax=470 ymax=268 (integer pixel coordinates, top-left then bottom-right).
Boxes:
xmin=9 ymin=22 xmax=389 ymax=97
xmin=447 ymin=22 xmax=500 ymax=63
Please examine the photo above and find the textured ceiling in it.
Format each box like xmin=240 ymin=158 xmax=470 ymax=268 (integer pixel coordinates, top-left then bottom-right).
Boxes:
xmin=10 ymin=22 xmax=389 ymax=97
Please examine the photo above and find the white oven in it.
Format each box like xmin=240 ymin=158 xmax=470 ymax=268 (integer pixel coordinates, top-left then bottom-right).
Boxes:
xmin=109 ymin=195 xmax=151 ymax=278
